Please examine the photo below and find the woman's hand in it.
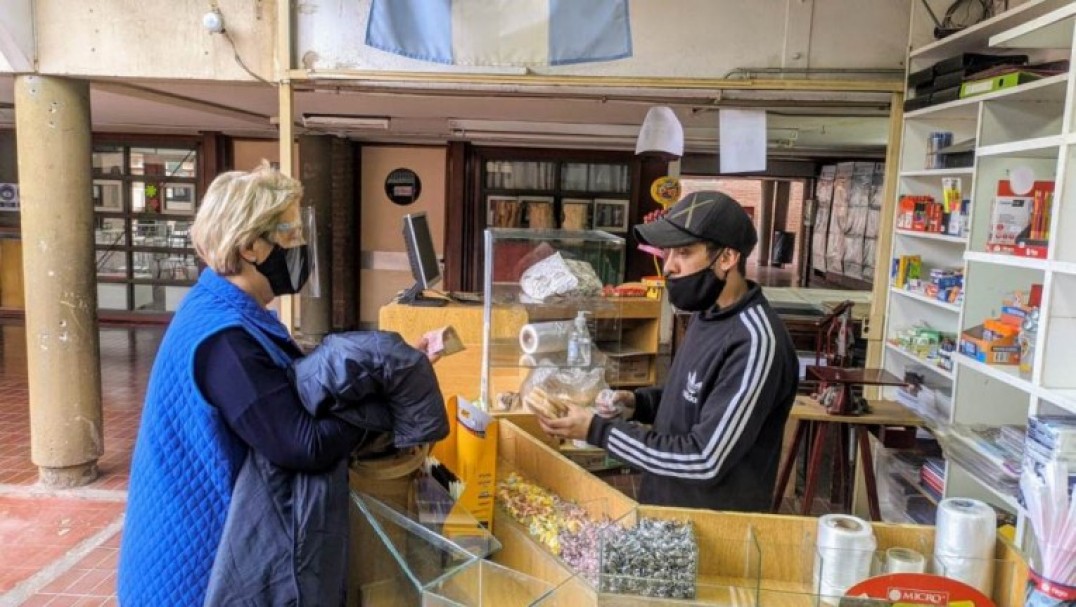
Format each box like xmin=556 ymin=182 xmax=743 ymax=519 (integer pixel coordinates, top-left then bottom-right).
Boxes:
xmin=412 ymin=336 xmax=442 ymax=364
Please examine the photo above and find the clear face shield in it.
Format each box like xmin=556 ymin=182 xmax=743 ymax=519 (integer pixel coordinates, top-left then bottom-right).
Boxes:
xmin=267 ymin=205 xmax=322 ymax=298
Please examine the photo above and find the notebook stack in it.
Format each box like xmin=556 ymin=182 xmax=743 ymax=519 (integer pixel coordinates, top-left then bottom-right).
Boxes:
xmin=904 ymin=52 xmax=1028 ymax=112
xmin=919 ymin=457 xmax=945 ymax=502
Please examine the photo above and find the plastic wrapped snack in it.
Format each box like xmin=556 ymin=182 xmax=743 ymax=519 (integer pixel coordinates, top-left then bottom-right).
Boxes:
xmin=520 ymin=363 xmax=609 ymax=418
xmin=519 ymin=252 xmax=603 ymax=301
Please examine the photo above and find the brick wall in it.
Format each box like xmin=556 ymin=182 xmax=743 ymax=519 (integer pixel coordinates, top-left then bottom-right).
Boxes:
xmin=330 ymin=138 xmax=358 ymax=331
xmin=788 ymin=181 xmax=804 ymax=269
xmin=680 ymin=178 xmax=807 ymax=269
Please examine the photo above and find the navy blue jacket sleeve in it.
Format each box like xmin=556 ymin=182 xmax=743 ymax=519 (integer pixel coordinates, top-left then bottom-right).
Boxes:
xmin=195 ymin=328 xmax=366 ymax=473
xmin=631 ymin=386 xmax=663 ymax=424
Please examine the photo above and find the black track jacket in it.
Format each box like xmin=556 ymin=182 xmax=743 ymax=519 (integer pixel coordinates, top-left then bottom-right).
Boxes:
xmin=587 ymin=283 xmax=798 ymax=511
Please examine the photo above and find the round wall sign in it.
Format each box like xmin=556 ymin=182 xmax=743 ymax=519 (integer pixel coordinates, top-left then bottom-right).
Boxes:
xmin=650 ymin=176 xmax=681 ymax=208
xmin=385 ymin=168 xmax=422 ymax=205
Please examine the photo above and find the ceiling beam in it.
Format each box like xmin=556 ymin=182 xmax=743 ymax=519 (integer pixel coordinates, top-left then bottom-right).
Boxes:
xmin=92 ymin=81 xmax=272 ymax=126
xmin=290 ymin=68 xmax=903 ymax=94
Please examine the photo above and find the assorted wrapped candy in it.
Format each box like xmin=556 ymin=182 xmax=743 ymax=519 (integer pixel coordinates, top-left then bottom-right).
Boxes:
xmin=496 ymin=473 xmax=594 ymax=558
xmin=600 ymin=518 xmax=698 ymax=599
xmin=496 ymin=473 xmax=698 ymax=598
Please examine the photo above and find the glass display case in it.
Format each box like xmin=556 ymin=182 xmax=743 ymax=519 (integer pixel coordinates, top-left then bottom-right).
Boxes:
xmin=480 ymin=228 xmax=660 ymax=408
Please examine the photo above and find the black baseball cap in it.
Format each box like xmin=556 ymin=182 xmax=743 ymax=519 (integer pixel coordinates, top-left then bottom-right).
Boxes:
xmin=634 ymin=190 xmax=758 ymax=255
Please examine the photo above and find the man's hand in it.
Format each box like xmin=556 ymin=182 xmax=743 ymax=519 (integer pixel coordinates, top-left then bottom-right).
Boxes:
xmin=595 ymin=389 xmax=635 ymax=420
xmin=537 ymin=402 xmax=595 ymax=441
xmin=412 ymin=336 xmax=442 ymax=364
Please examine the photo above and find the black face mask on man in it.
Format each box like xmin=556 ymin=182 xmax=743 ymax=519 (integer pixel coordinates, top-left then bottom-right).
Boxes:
xmin=254 ymin=243 xmax=311 ymax=296
xmin=665 ymin=250 xmax=726 ymax=312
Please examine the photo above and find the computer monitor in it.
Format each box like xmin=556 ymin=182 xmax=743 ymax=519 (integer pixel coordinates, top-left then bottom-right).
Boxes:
xmin=399 ymin=212 xmax=446 ymax=306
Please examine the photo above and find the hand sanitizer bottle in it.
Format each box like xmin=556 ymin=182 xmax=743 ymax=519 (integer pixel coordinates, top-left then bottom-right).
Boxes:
xmin=566 ymin=311 xmax=592 ymax=367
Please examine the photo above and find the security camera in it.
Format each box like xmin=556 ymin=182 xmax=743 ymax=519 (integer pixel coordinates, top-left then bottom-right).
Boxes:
xmin=202 ymin=9 xmax=225 ymax=34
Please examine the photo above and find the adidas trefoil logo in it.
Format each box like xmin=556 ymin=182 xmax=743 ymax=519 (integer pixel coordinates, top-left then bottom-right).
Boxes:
xmin=682 ymin=370 xmax=702 ymax=404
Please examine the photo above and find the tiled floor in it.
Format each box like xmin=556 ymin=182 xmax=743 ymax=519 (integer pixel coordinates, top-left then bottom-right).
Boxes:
xmin=18 ymin=532 xmax=122 ymax=607
xmin=0 ymin=324 xmax=160 ymax=606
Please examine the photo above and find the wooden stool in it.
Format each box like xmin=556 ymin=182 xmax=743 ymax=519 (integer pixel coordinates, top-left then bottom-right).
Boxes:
xmin=772 ymin=397 xmax=924 ymax=521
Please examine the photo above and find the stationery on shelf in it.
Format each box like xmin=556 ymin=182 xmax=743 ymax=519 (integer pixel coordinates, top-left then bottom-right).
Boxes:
xmin=959 ymin=60 xmax=1070 ymax=98
xmin=892 ymin=255 xmax=923 ymax=290
xmin=1014 ymin=189 xmax=1053 ymax=259
xmin=987 ymin=179 xmax=1055 ymax=254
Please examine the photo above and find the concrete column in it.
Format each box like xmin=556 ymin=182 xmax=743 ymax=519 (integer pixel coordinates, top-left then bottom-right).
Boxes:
xmin=298 ymin=135 xmax=332 ymax=341
xmin=758 ymin=181 xmax=775 ymax=266
xmin=14 ymin=75 xmax=101 ymax=487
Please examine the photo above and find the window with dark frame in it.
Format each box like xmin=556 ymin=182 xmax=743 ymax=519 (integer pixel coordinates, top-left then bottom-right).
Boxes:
xmin=92 ymin=142 xmax=201 ymax=313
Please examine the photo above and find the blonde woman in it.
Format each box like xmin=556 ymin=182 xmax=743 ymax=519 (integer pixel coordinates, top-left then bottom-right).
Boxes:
xmin=118 ymin=162 xmax=368 ymax=605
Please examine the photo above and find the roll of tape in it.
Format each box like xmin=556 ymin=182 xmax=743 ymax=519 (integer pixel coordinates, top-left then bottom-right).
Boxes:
xmin=518 ymin=321 xmax=572 ymax=354
xmin=934 ymin=498 xmax=996 ymax=596
xmin=814 ymin=515 xmax=877 ymax=603
xmin=885 ymin=547 xmax=927 ymax=574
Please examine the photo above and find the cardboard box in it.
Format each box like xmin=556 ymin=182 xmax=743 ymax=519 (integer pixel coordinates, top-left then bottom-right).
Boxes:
xmin=1000 ymin=305 xmax=1033 ymax=327
xmin=1014 ymin=241 xmax=1049 ymax=259
xmin=960 ymin=325 xmax=1020 ymax=365
xmin=604 ymin=351 xmax=652 ymax=385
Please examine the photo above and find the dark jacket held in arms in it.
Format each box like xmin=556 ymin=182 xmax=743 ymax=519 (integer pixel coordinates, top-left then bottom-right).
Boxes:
xmin=203 ymin=331 xmax=448 ymax=606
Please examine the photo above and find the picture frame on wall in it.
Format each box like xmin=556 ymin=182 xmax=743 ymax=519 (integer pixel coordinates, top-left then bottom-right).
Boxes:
xmin=519 ymin=195 xmax=555 ymax=229
xmin=593 ymin=198 xmax=629 ymax=232
xmin=487 ymin=195 xmax=522 ymax=228
xmin=163 ymin=183 xmax=195 ymax=213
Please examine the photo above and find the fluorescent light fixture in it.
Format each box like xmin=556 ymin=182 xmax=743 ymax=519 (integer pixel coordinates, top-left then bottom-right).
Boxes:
xmin=301 ymin=114 xmax=390 ymax=130
xmin=449 ymin=119 xmax=802 ymax=147
xmin=449 ymin=119 xmax=639 ymax=137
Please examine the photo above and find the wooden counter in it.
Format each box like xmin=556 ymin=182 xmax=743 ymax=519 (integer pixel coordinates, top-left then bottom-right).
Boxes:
xmin=347 ymin=357 xmax=1029 ymax=605
xmin=490 ymin=417 xmax=1029 ymax=607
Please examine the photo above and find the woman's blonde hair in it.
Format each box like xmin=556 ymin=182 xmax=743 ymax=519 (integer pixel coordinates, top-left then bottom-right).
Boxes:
xmin=191 ymin=160 xmax=303 ymax=275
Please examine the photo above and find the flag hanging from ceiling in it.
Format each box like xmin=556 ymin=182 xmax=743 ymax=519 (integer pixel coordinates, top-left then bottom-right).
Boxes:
xmin=365 ymin=0 xmax=632 ymax=67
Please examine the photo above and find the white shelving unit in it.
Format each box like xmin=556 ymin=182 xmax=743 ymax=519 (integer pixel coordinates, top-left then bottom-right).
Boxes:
xmin=890 ymin=286 xmax=964 ymax=312
xmin=894 ymin=228 xmax=969 ymax=244
xmin=900 ymin=168 xmax=976 ymax=178
xmin=882 ymin=0 xmax=1076 ymax=522
xmin=964 ymin=250 xmax=1050 ymax=270
xmin=885 ymin=342 xmax=955 ymax=381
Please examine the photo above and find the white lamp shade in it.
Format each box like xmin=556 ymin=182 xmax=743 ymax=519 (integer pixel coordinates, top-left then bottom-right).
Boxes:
xmin=635 ymin=106 xmax=684 ymax=156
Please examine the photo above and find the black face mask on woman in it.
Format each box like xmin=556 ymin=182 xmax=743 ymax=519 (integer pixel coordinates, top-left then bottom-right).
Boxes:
xmin=665 ymin=251 xmax=725 ymax=312
xmin=254 ymin=243 xmax=311 ymax=296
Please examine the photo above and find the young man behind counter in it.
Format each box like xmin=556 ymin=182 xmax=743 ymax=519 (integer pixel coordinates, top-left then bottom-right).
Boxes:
xmin=539 ymin=190 xmax=799 ymax=511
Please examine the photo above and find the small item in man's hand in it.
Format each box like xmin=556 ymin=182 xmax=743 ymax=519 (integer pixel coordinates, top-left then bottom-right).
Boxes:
xmin=595 ymin=388 xmax=622 ymax=417
xmin=422 ymin=326 xmax=465 ymax=357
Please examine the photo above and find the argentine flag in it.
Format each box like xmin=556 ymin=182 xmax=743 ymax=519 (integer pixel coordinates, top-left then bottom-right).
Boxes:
xmin=365 ymin=0 xmax=632 ymax=67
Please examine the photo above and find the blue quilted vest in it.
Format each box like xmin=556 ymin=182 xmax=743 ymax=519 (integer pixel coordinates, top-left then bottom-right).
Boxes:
xmin=117 ymin=269 xmax=296 ymax=606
